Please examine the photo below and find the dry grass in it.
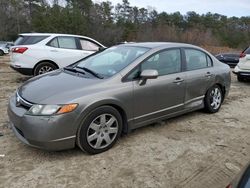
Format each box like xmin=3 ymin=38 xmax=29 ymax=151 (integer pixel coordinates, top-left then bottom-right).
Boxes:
xmin=201 ymin=45 xmax=241 ymax=55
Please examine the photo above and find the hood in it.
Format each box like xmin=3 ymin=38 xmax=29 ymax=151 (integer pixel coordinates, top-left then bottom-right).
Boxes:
xmin=18 ymin=69 xmax=106 ymax=104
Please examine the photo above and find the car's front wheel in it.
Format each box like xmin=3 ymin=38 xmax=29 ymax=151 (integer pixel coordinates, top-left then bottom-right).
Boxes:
xmin=204 ymin=85 xmax=223 ymax=113
xmin=77 ymin=106 xmax=123 ymax=154
xmin=0 ymin=50 xmax=4 ymax=56
xmin=34 ymin=62 xmax=57 ymax=76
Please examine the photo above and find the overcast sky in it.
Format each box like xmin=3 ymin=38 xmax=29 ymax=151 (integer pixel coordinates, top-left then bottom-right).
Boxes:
xmin=95 ymin=0 xmax=250 ymax=17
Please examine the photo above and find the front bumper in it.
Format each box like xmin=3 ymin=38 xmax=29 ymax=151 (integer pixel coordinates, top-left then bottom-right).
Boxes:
xmin=10 ymin=65 xmax=33 ymax=75
xmin=7 ymin=95 xmax=78 ymax=151
xmin=233 ymin=66 xmax=250 ymax=77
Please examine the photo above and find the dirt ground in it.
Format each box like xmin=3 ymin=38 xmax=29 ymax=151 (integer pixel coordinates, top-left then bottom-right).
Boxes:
xmin=0 ymin=55 xmax=250 ymax=188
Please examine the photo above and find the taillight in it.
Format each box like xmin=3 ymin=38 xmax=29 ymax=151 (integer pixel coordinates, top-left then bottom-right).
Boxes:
xmin=240 ymin=52 xmax=246 ymax=58
xmin=12 ymin=47 xmax=28 ymax=54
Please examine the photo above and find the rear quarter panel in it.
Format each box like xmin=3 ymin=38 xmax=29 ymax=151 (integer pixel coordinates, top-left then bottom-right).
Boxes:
xmin=213 ymin=59 xmax=231 ymax=98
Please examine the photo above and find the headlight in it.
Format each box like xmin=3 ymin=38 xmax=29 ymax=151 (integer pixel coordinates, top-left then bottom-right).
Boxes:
xmin=26 ymin=104 xmax=78 ymax=116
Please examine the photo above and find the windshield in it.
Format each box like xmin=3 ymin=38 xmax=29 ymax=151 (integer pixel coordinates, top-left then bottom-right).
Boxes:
xmin=76 ymin=46 xmax=150 ymax=77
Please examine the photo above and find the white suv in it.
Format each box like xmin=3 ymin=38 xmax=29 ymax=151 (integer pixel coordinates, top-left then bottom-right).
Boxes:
xmin=10 ymin=33 xmax=105 ymax=76
xmin=234 ymin=46 xmax=250 ymax=81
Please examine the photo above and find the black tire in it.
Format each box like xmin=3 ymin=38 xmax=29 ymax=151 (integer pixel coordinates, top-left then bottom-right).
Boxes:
xmin=77 ymin=106 xmax=123 ymax=154
xmin=237 ymin=75 xmax=244 ymax=82
xmin=0 ymin=50 xmax=4 ymax=56
xmin=34 ymin=62 xmax=57 ymax=76
xmin=204 ymin=85 xmax=223 ymax=113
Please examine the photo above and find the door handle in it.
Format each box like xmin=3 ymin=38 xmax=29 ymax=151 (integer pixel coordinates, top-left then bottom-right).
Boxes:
xmin=50 ymin=50 xmax=58 ymax=52
xmin=205 ymin=72 xmax=213 ymax=77
xmin=173 ymin=77 xmax=184 ymax=84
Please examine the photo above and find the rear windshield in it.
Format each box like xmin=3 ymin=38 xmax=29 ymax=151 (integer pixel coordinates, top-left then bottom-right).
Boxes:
xmin=243 ymin=47 xmax=250 ymax=54
xmin=14 ymin=35 xmax=49 ymax=45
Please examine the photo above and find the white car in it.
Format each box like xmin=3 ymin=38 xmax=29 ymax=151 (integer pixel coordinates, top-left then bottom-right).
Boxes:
xmin=0 ymin=43 xmax=10 ymax=56
xmin=234 ymin=46 xmax=250 ymax=81
xmin=10 ymin=33 xmax=105 ymax=76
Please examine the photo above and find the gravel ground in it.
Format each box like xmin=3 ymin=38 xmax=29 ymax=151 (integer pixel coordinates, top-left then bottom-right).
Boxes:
xmin=0 ymin=55 xmax=250 ymax=188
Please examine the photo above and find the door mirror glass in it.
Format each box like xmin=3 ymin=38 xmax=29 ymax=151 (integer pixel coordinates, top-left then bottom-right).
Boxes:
xmin=140 ymin=69 xmax=158 ymax=80
xmin=99 ymin=46 xmax=106 ymax=51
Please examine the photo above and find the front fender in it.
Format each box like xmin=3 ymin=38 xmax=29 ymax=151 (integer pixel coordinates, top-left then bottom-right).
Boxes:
xmin=74 ymin=98 xmax=129 ymax=133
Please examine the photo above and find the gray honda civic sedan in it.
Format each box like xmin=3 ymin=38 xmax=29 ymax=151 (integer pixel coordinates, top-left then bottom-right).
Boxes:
xmin=8 ymin=42 xmax=231 ymax=154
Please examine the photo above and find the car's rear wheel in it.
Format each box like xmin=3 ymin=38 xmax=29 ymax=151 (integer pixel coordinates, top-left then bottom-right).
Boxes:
xmin=0 ymin=50 xmax=4 ymax=56
xmin=204 ymin=85 xmax=223 ymax=113
xmin=34 ymin=62 xmax=57 ymax=76
xmin=77 ymin=106 xmax=122 ymax=154
xmin=237 ymin=75 xmax=244 ymax=82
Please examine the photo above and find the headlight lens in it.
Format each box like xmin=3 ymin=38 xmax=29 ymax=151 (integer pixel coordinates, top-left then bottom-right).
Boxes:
xmin=26 ymin=104 xmax=78 ymax=116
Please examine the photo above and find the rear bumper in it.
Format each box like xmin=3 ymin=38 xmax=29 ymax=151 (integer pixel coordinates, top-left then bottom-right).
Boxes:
xmin=233 ymin=66 xmax=250 ymax=77
xmin=10 ymin=65 xmax=33 ymax=75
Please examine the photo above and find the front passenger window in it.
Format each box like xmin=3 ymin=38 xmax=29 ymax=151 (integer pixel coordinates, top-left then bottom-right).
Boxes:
xmin=141 ymin=49 xmax=181 ymax=76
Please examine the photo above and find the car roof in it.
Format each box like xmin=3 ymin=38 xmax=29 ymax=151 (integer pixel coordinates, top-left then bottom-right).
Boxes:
xmin=19 ymin=33 xmax=89 ymax=38
xmin=19 ymin=33 xmax=105 ymax=47
xmin=121 ymin=42 xmax=201 ymax=49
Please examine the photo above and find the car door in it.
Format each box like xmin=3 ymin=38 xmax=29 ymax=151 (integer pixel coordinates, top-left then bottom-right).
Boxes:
xmin=130 ymin=48 xmax=186 ymax=127
xmin=183 ymin=48 xmax=215 ymax=109
xmin=46 ymin=36 xmax=85 ymax=68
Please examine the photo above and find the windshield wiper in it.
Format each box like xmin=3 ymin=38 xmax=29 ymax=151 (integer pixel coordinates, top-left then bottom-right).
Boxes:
xmin=76 ymin=66 xmax=103 ymax=79
xmin=63 ymin=67 xmax=85 ymax=74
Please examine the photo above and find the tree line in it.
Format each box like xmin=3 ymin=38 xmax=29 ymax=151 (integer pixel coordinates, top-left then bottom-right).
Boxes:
xmin=0 ymin=0 xmax=250 ymax=48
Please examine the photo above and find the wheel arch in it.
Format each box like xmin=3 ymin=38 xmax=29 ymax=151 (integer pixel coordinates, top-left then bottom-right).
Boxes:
xmin=33 ymin=60 xmax=59 ymax=75
xmin=108 ymin=103 xmax=129 ymax=134
xmin=206 ymin=83 xmax=225 ymax=102
xmin=213 ymin=74 xmax=228 ymax=102
xmin=215 ymin=83 xmax=226 ymax=101
xmin=77 ymin=99 xmax=129 ymax=135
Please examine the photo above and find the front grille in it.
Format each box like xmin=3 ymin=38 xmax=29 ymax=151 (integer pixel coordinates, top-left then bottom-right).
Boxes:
xmin=16 ymin=92 xmax=33 ymax=109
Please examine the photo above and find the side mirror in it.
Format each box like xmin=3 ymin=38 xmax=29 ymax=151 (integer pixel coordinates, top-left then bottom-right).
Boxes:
xmin=98 ymin=47 xmax=106 ymax=51
xmin=140 ymin=69 xmax=158 ymax=80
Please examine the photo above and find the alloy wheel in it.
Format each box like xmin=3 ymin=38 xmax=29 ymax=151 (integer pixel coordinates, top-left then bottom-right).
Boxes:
xmin=38 ymin=66 xmax=54 ymax=74
xmin=210 ymin=87 xmax=222 ymax=110
xmin=87 ymin=114 xmax=118 ymax=149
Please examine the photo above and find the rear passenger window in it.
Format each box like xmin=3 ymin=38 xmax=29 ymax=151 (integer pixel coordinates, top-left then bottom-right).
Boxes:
xmin=185 ymin=49 xmax=212 ymax=71
xmin=58 ymin=37 xmax=77 ymax=49
xmin=47 ymin=38 xmax=59 ymax=48
xmin=80 ymin=39 xmax=99 ymax=51
xmin=207 ymin=56 xmax=212 ymax=67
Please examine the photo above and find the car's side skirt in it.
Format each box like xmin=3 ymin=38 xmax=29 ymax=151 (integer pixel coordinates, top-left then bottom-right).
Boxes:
xmin=129 ymin=102 xmax=204 ymax=131
xmin=184 ymin=95 xmax=204 ymax=109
